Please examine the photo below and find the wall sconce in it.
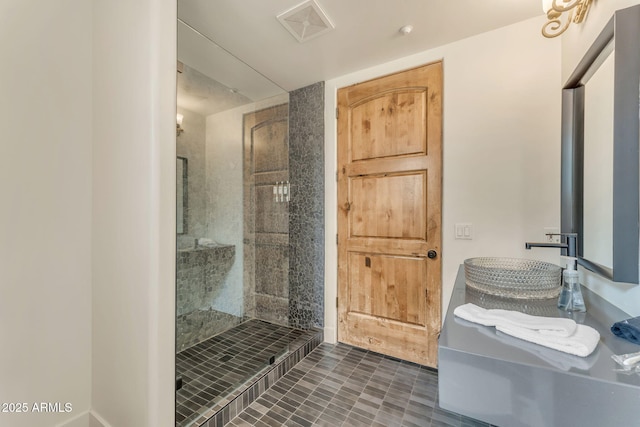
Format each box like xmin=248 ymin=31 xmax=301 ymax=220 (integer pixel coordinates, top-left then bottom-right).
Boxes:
xmin=176 ymin=113 xmax=184 ymax=136
xmin=542 ymin=0 xmax=592 ymax=38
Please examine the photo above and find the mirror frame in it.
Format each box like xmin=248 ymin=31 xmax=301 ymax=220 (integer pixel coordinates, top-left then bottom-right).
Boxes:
xmin=177 ymin=156 xmax=188 ymax=235
xmin=562 ymin=5 xmax=640 ymax=283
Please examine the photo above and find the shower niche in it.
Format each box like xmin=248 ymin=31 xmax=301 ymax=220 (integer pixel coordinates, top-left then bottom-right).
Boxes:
xmin=174 ymin=5 xmax=324 ymax=427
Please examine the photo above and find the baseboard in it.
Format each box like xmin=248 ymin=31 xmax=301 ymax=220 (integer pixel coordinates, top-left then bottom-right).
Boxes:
xmin=53 ymin=408 xmax=113 ymax=427
xmin=55 ymin=411 xmax=90 ymax=427
xmin=323 ymin=326 xmax=337 ymax=344
xmin=89 ymin=410 xmax=112 ymax=427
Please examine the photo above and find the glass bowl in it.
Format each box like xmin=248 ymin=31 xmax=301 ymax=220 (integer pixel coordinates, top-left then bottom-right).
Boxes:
xmin=463 ymin=257 xmax=562 ymax=299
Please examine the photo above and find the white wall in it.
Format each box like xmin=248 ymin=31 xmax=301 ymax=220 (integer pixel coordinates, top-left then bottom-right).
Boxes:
xmin=0 ymin=1 xmax=92 ymax=426
xmin=92 ymin=0 xmax=176 ymax=426
xmin=324 ymin=16 xmax=563 ymax=342
xmin=561 ymin=0 xmax=640 ymax=82
xmin=1 ymin=1 xmax=176 ymax=425
xmin=560 ymin=0 xmax=640 ymax=316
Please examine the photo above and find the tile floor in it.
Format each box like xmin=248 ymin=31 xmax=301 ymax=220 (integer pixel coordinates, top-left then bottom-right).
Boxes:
xmin=228 ymin=343 xmax=494 ymax=427
xmin=176 ymin=319 xmax=320 ymax=426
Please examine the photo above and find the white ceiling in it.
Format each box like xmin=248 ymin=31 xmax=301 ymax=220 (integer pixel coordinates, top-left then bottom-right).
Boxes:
xmin=177 ymin=0 xmax=544 ymax=94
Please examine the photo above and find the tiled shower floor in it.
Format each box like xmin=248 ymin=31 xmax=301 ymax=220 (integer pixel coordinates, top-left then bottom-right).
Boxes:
xmin=229 ymin=343 xmax=495 ymax=427
xmin=176 ymin=319 xmax=321 ymax=426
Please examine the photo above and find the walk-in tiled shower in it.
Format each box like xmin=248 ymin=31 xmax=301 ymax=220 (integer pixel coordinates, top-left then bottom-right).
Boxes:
xmin=176 ymin=69 xmax=325 ymax=427
xmin=175 ymin=320 xmax=323 ymax=426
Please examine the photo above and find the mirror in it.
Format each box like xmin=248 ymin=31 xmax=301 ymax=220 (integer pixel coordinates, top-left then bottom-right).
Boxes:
xmin=561 ymin=5 xmax=640 ymax=283
xmin=583 ymin=50 xmax=613 ymax=268
xmin=176 ymin=157 xmax=187 ymax=235
xmin=175 ymin=2 xmax=298 ymax=426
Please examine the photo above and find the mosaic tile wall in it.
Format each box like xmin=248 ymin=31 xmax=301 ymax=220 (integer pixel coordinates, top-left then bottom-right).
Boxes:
xmin=176 ymin=244 xmax=239 ymax=351
xmin=288 ymin=82 xmax=325 ymax=329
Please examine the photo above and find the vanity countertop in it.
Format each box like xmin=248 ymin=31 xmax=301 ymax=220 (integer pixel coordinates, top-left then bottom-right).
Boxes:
xmin=438 ymin=265 xmax=640 ymax=427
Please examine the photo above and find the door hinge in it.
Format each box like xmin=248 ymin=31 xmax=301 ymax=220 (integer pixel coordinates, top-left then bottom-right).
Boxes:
xmin=336 ymin=107 xmax=339 ymax=119
xmin=336 ymin=171 xmax=339 ymax=182
xmin=336 ymin=234 xmax=338 ymax=244
xmin=336 ymin=297 xmax=339 ymax=308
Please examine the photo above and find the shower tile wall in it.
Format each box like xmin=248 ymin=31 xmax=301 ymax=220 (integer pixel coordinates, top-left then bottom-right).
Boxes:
xmin=176 ymin=245 xmax=239 ymax=351
xmin=243 ymin=104 xmax=291 ymax=325
xmin=177 ymin=108 xmax=242 ymax=351
xmin=288 ymin=82 xmax=325 ymax=329
xmin=177 ymin=101 xmax=247 ymax=351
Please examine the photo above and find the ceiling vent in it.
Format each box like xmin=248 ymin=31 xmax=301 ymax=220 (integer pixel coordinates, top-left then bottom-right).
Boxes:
xmin=277 ymin=0 xmax=334 ymax=43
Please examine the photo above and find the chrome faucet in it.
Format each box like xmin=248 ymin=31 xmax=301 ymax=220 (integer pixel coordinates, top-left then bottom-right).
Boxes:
xmin=525 ymin=233 xmax=578 ymax=258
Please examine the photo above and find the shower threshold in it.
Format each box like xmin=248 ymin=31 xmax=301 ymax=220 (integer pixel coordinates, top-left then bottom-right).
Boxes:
xmin=175 ymin=319 xmax=323 ymax=427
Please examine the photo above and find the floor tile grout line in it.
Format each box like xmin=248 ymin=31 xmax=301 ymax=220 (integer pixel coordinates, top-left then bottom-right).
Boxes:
xmin=176 ymin=319 xmax=321 ymax=427
xmin=232 ymin=342 xmax=495 ymax=427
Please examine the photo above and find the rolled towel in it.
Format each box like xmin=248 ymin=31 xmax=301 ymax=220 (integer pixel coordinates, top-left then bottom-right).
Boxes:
xmin=496 ymin=323 xmax=600 ymax=358
xmin=454 ymin=303 xmax=577 ymax=337
xmin=611 ymin=316 xmax=640 ymax=345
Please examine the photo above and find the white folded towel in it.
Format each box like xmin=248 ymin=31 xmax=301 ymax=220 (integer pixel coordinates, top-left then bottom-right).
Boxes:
xmin=496 ymin=323 xmax=600 ymax=358
xmin=454 ymin=303 xmax=600 ymax=357
xmin=454 ymin=303 xmax=577 ymax=337
xmin=197 ymin=238 xmax=218 ymax=247
xmin=456 ymin=316 xmax=596 ymax=371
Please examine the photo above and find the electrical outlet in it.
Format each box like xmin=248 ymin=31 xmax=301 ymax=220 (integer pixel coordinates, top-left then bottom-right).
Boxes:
xmin=544 ymin=227 xmax=560 ymax=243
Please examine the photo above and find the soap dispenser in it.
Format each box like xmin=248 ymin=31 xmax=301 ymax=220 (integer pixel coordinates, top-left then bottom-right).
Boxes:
xmin=557 ymin=257 xmax=586 ymax=312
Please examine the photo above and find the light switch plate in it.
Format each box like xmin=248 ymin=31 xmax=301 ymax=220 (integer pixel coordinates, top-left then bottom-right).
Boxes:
xmin=455 ymin=223 xmax=473 ymax=240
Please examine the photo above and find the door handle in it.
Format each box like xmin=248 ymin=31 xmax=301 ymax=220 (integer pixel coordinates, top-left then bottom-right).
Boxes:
xmin=427 ymin=250 xmax=438 ymax=259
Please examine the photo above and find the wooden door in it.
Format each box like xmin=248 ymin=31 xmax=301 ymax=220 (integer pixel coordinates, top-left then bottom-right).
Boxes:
xmin=337 ymin=62 xmax=442 ymax=367
xmin=243 ymin=104 xmax=290 ymax=325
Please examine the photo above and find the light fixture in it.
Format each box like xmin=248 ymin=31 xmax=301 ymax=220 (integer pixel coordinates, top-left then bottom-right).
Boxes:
xmin=176 ymin=113 xmax=184 ymax=136
xmin=542 ymin=0 xmax=593 ymax=38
